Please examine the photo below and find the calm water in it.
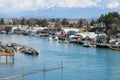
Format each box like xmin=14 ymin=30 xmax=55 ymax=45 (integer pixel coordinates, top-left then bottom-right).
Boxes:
xmin=0 ymin=34 xmax=120 ymax=80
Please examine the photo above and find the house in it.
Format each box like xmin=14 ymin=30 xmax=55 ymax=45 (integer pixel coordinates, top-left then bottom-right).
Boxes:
xmin=0 ymin=25 xmax=5 ymax=31
xmin=61 ymin=28 xmax=80 ymax=37
xmin=96 ymin=33 xmax=108 ymax=43
xmin=77 ymin=32 xmax=97 ymax=40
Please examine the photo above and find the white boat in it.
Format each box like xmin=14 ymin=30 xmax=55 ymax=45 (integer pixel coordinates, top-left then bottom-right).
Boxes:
xmin=83 ymin=41 xmax=89 ymax=47
xmin=48 ymin=36 xmax=58 ymax=41
xmin=59 ymin=40 xmax=70 ymax=44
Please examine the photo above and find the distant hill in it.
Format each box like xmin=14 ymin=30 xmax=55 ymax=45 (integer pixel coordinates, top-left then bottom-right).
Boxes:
xmin=0 ymin=7 xmax=119 ymax=19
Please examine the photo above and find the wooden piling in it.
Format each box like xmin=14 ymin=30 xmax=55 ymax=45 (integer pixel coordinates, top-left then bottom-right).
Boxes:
xmin=44 ymin=63 xmax=46 ymax=80
xmin=22 ymin=67 xmax=24 ymax=80
xmin=6 ymin=56 xmax=8 ymax=64
xmin=0 ymin=66 xmax=63 ymax=80
xmin=61 ymin=60 xmax=64 ymax=76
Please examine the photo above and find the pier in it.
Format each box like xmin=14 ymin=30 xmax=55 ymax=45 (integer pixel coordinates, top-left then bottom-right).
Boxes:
xmin=0 ymin=52 xmax=14 ymax=56
xmin=0 ymin=52 xmax=14 ymax=63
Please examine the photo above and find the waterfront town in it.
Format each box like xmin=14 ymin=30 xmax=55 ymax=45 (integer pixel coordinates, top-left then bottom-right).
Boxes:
xmin=0 ymin=12 xmax=120 ymax=53
xmin=1 ymin=0 xmax=120 ymax=79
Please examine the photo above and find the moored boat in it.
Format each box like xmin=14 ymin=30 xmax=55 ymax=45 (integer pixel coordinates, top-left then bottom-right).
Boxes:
xmin=96 ymin=43 xmax=109 ymax=48
xmin=108 ymin=45 xmax=120 ymax=51
xmin=19 ymin=46 xmax=39 ymax=56
xmin=83 ymin=41 xmax=89 ymax=47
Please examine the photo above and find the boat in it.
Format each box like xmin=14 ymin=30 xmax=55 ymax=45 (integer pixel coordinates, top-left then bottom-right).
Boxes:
xmin=83 ymin=41 xmax=89 ymax=47
xmin=19 ymin=46 xmax=39 ymax=56
xmin=48 ymin=36 xmax=58 ymax=41
xmin=96 ymin=43 xmax=109 ymax=48
xmin=59 ymin=40 xmax=70 ymax=44
xmin=89 ymin=42 xmax=96 ymax=47
xmin=108 ymin=45 xmax=120 ymax=51
xmin=24 ymin=50 xmax=39 ymax=55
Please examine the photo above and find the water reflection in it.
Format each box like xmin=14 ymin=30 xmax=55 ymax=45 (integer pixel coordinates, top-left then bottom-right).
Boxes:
xmin=0 ymin=62 xmax=14 ymax=66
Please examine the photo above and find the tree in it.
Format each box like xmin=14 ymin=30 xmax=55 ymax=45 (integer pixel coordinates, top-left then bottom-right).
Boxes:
xmin=55 ymin=21 xmax=62 ymax=28
xmin=20 ymin=17 xmax=26 ymax=25
xmin=69 ymin=23 xmax=75 ymax=28
xmin=0 ymin=18 xmax=4 ymax=25
xmin=35 ymin=19 xmax=41 ymax=26
xmin=90 ymin=19 xmax=96 ymax=26
xmin=62 ymin=18 xmax=69 ymax=27
xmin=77 ymin=18 xmax=83 ymax=28
xmin=98 ymin=12 xmax=120 ymax=35
xmin=40 ymin=19 xmax=48 ymax=27
xmin=28 ymin=18 xmax=36 ymax=26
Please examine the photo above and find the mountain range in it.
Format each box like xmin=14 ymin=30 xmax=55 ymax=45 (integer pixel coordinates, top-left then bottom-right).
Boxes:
xmin=0 ymin=7 xmax=119 ymax=19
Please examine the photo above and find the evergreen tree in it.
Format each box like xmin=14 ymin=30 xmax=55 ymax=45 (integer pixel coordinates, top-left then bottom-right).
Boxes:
xmin=62 ymin=18 xmax=69 ymax=27
xmin=90 ymin=19 xmax=96 ymax=26
xmin=0 ymin=18 xmax=4 ymax=25
xmin=20 ymin=17 xmax=26 ymax=25
xmin=40 ymin=19 xmax=48 ymax=27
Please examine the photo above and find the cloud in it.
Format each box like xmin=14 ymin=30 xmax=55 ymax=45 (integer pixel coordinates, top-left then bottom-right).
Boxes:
xmin=106 ymin=1 xmax=120 ymax=9
xmin=1 ymin=0 xmax=119 ymax=12
xmin=0 ymin=0 xmax=6 ymax=8
xmin=0 ymin=0 xmax=101 ymax=12
xmin=57 ymin=0 xmax=99 ymax=8
xmin=10 ymin=0 xmax=34 ymax=10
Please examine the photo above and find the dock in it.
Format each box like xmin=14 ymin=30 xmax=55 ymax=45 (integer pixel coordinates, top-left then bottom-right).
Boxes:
xmin=0 ymin=52 xmax=14 ymax=63
xmin=0 ymin=52 xmax=14 ymax=56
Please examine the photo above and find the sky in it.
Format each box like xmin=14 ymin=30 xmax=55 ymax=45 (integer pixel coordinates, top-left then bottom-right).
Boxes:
xmin=0 ymin=0 xmax=120 ymax=18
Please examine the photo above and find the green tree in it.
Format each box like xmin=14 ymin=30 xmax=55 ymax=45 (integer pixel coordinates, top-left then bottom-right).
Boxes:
xmin=62 ymin=18 xmax=69 ymax=27
xmin=20 ymin=17 xmax=26 ymax=25
xmin=40 ymin=19 xmax=48 ymax=27
xmin=69 ymin=23 xmax=75 ymax=28
xmin=98 ymin=12 xmax=120 ymax=35
xmin=90 ymin=19 xmax=96 ymax=26
xmin=35 ymin=19 xmax=41 ymax=26
xmin=0 ymin=18 xmax=4 ymax=25
xmin=77 ymin=18 xmax=83 ymax=28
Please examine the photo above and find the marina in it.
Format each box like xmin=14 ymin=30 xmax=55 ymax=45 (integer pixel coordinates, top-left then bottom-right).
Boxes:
xmin=0 ymin=34 xmax=120 ymax=80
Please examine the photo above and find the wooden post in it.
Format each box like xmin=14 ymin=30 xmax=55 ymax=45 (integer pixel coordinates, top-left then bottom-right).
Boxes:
xmin=61 ymin=60 xmax=63 ymax=76
xmin=12 ymin=56 xmax=14 ymax=63
xmin=22 ymin=67 xmax=24 ymax=80
xmin=44 ymin=63 xmax=46 ymax=80
xmin=6 ymin=56 xmax=8 ymax=64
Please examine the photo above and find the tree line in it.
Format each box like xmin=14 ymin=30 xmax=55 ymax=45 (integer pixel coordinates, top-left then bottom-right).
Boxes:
xmin=0 ymin=12 xmax=120 ymax=33
xmin=98 ymin=12 xmax=120 ymax=35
